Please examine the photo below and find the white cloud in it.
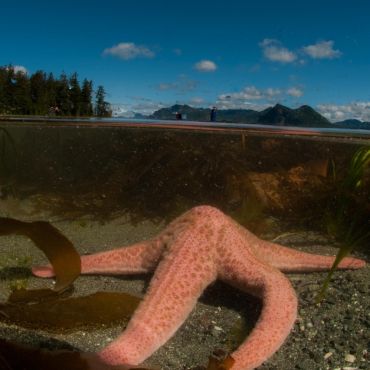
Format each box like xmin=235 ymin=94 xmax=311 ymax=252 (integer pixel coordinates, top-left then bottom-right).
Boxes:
xmin=317 ymin=102 xmax=370 ymax=122
xmin=303 ymin=40 xmax=342 ymax=59
xmin=287 ymin=87 xmax=304 ymax=98
xmin=155 ymin=76 xmax=197 ymax=93
xmin=157 ymin=83 xmax=177 ymax=91
xmin=13 ymin=65 xmax=27 ymax=74
xmin=194 ymin=60 xmax=217 ymax=72
xmin=259 ymin=39 xmax=297 ymax=63
xmin=259 ymin=39 xmax=342 ymax=64
xmin=228 ymin=86 xmax=280 ymax=100
xmin=233 ymin=86 xmax=262 ymax=100
xmin=265 ymin=87 xmax=282 ymax=98
xmin=103 ymin=42 xmax=155 ymax=60
xmin=216 ymin=85 xmax=304 ymax=110
xmin=130 ymin=99 xmax=166 ymax=115
xmin=189 ymin=97 xmax=205 ymax=106
xmin=6 ymin=65 xmax=27 ymax=74
xmin=216 ymin=96 xmax=269 ymax=111
xmin=217 ymin=86 xmax=276 ymax=109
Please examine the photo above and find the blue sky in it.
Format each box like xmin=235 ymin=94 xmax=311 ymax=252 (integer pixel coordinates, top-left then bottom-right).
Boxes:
xmin=1 ymin=0 xmax=370 ymax=120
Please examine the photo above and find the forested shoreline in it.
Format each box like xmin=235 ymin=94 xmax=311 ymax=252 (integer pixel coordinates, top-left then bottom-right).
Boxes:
xmin=0 ymin=65 xmax=111 ymax=117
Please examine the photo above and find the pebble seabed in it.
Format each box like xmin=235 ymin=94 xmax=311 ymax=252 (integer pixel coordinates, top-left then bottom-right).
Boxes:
xmin=0 ymin=215 xmax=368 ymax=370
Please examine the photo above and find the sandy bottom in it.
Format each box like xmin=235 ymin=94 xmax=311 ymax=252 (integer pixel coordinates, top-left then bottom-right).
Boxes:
xmin=0 ymin=204 xmax=368 ymax=370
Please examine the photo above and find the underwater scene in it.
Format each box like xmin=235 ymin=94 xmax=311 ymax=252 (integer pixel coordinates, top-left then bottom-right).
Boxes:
xmin=0 ymin=119 xmax=369 ymax=370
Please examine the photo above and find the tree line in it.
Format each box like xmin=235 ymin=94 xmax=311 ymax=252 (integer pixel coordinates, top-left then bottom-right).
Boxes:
xmin=0 ymin=65 xmax=111 ymax=117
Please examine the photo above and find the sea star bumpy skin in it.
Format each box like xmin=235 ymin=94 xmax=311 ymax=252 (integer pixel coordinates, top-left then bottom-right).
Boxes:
xmin=33 ymin=206 xmax=365 ymax=370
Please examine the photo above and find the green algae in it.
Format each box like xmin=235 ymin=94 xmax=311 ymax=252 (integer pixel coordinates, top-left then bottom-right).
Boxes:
xmin=317 ymin=146 xmax=370 ymax=302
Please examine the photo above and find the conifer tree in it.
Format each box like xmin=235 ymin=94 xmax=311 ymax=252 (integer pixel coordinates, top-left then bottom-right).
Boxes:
xmin=69 ymin=72 xmax=81 ymax=116
xmin=95 ymin=85 xmax=111 ymax=117
xmin=46 ymin=73 xmax=57 ymax=112
xmin=81 ymin=79 xmax=93 ymax=116
xmin=30 ymin=70 xmax=48 ymax=114
xmin=0 ymin=65 xmax=109 ymax=117
xmin=0 ymin=66 xmax=16 ymax=113
xmin=13 ymin=69 xmax=31 ymax=114
xmin=56 ymin=72 xmax=72 ymax=116
xmin=0 ymin=67 xmax=6 ymax=113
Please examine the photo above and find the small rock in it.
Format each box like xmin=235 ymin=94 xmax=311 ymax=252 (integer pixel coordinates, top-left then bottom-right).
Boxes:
xmin=324 ymin=352 xmax=333 ymax=360
xmin=344 ymin=353 xmax=356 ymax=363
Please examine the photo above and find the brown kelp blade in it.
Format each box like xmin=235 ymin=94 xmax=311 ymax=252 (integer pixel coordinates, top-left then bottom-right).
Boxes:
xmin=192 ymin=352 xmax=235 ymax=370
xmin=206 ymin=355 xmax=235 ymax=370
xmin=0 ymin=217 xmax=81 ymax=294
xmin=7 ymin=288 xmax=63 ymax=303
xmin=0 ymin=339 xmax=153 ymax=370
xmin=0 ymin=291 xmax=141 ymax=332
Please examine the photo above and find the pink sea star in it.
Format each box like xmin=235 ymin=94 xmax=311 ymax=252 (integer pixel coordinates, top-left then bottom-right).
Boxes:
xmin=32 ymin=206 xmax=366 ymax=370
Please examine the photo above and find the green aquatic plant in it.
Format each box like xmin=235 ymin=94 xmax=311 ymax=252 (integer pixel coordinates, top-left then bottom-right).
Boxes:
xmin=317 ymin=146 xmax=370 ymax=302
xmin=0 ymin=252 xmax=32 ymax=292
xmin=342 ymin=146 xmax=370 ymax=189
xmin=8 ymin=278 xmax=29 ymax=292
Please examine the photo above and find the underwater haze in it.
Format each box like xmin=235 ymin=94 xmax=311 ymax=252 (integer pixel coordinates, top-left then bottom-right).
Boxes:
xmin=0 ymin=119 xmax=369 ymax=369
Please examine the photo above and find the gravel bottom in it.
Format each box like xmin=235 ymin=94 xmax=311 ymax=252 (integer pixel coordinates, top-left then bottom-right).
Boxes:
xmin=0 ymin=209 xmax=368 ymax=370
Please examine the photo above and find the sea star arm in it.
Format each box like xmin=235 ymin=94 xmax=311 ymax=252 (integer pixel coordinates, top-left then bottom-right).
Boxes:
xmin=230 ymin=270 xmax=297 ymax=370
xmin=32 ymin=240 xmax=164 ymax=277
xmin=98 ymin=227 xmax=218 ymax=366
xmin=217 ymin=227 xmax=298 ymax=370
xmin=254 ymin=240 xmax=366 ymax=273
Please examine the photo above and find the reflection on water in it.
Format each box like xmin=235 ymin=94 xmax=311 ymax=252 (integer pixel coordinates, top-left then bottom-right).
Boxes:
xmin=2 ymin=116 xmax=370 ymax=138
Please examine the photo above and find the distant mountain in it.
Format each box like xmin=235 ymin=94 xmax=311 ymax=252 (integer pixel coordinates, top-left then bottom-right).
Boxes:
xmin=150 ymin=104 xmax=211 ymax=121
xmin=257 ymin=104 xmax=331 ymax=127
xmin=150 ymin=103 xmax=332 ymax=128
xmin=335 ymin=119 xmax=370 ymax=130
xmin=151 ymin=104 xmax=260 ymax=123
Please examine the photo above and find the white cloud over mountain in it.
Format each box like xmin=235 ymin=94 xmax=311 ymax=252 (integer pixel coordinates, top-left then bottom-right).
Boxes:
xmin=103 ymin=42 xmax=155 ymax=60
xmin=287 ymin=87 xmax=304 ymax=97
xmin=317 ymin=101 xmax=370 ymax=121
xmin=216 ymin=85 xmax=304 ymax=109
xmin=113 ymin=96 xmax=370 ymax=123
xmin=129 ymin=99 xmax=166 ymax=115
